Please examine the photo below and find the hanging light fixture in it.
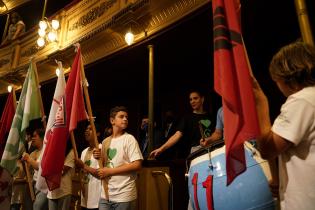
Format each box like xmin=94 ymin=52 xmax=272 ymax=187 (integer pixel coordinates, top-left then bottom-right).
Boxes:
xmin=125 ymin=31 xmax=134 ymax=46
xmin=37 ymin=17 xmax=59 ymax=47
xmin=124 ymin=19 xmax=147 ymax=46
xmin=36 ymin=0 xmax=60 ymax=47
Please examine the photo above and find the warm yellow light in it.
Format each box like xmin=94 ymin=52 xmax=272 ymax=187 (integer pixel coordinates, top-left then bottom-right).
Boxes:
xmin=47 ymin=31 xmax=57 ymax=42
xmin=37 ymin=37 xmax=45 ymax=47
xmin=125 ymin=32 xmax=134 ymax=45
xmin=51 ymin=20 xmax=59 ymax=30
xmin=7 ymin=85 xmax=12 ymax=93
xmin=39 ymin=20 xmax=47 ymax=30
xmin=56 ymin=68 xmax=60 ymax=76
xmin=38 ymin=29 xmax=46 ymax=37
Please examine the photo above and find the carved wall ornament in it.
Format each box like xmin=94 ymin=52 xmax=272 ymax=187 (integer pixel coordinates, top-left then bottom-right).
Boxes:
xmin=69 ymin=0 xmax=117 ymax=31
xmin=21 ymin=45 xmax=39 ymax=57
xmin=1 ymin=67 xmax=27 ymax=85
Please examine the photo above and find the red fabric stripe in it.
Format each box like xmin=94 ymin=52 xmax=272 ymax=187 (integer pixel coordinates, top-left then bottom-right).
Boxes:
xmin=192 ymin=173 xmax=200 ymax=210
xmin=202 ymin=175 xmax=214 ymax=210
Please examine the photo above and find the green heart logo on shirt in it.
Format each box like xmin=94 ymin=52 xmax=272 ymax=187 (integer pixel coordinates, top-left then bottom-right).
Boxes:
xmin=85 ymin=160 xmax=91 ymax=166
xmin=200 ymin=120 xmax=211 ymax=128
xmin=107 ymin=148 xmax=117 ymax=160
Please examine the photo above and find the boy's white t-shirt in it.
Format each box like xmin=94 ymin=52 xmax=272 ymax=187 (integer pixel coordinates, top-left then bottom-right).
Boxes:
xmin=100 ymin=133 xmax=143 ymax=202
xmin=272 ymin=86 xmax=315 ymax=210
xmin=80 ymin=145 xmax=102 ymax=208
xmin=47 ymin=150 xmax=75 ymax=199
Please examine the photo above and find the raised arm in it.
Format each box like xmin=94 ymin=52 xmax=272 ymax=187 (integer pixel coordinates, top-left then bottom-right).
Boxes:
xmin=200 ymin=128 xmax=223 ymax=146
xmin=252 ymin=77 xmax=292 ymax=159
xmin=149 ymin=131 xmax=183 ymax=158
xmin=12 ymin=22 xmax=24 ymax=40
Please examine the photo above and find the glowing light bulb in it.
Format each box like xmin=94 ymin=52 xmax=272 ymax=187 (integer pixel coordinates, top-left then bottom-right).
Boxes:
xmin=39 ymin=20 xmax=47 ymax=30
xmin=7 ymin=85 xmax=12 ymax=93
xmin=51 ymin=20 xmax=59 ymax=30
xmin=125 ymin=32 xmax=134 ymax=45
xmin=48 ymin=31 xmax=57 ymax=42
xmin=37 ymin=37 xmax=45 ymax=47
xmin=38 ymin=29 xmax=46 ymax=37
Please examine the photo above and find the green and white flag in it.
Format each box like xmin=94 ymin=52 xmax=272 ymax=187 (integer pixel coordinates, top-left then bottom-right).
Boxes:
xmin=0 ymin=62 xmax=42 ymax=175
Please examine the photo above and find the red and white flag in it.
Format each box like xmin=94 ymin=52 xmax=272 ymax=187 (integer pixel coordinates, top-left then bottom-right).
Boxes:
xmin=41 ymin=46 xmax=87 ymax=190
xmin=213 ymin=0 xmax=260 ymax=185
xmin=36 ymin=62 xmax=66 ymax=193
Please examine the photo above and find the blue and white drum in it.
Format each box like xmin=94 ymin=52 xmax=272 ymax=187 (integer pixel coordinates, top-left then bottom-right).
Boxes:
xmin=188 ymin=142 xmax=275 ymax=210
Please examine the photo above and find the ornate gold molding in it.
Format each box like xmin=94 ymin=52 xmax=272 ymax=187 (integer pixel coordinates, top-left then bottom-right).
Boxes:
xmin=69 ymin=0 xmax=117 ymax=31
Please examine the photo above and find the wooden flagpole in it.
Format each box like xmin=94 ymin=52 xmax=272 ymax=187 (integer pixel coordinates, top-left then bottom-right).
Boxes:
xmin=79 ymin=55 xmax=99 ymax=149
xmin=294 ymin=0 xmax=314 ymax=46
xmin=77 ymin=45 xmax=109 ymax=198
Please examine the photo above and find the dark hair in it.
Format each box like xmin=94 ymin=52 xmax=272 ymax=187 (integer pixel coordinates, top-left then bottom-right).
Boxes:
xmin=109 ymin=106 xmax=128 ymax=119
xmin=188 ymin=88 xmax=205 ymax=98
xmin=33 ymin=128 xmax=45 ymax=140
xmin=103 ymin=126 xmax=112 ymax=138
xmin=269 ymin=41 xmax=315 ymax=88
xmin=87 ymin=122 xmax=103 ymax=141
xmin=11 ymin=12 xmax=22 ymax=21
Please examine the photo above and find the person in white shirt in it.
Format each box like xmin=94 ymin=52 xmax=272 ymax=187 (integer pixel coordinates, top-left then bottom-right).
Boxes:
xmin=75 ymin=123 xmax=102 ymax=210
xmin=94 ymin=106 xmax=143 ymax=210
xmin=253 ymin=41 xmax=315 ymax=210
xmin=22 ymin=128 xmax=48 ymax=210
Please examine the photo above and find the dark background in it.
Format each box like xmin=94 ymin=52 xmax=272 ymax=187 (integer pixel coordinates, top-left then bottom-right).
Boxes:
xmin=0 ymin=0 xmax=314 ymax=136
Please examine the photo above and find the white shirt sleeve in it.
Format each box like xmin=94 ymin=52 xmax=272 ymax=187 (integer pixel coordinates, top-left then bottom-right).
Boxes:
xmin=272 ymin=98 xmax=314 ymax=145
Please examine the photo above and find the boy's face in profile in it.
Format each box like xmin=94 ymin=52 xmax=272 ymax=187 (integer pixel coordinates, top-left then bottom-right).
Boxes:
xmin=85 ymin=125 xmax=93 ymax=142
xmin=111 ymin=111 xmax=128 ymax=130
xmin=31 ymin=131 xmax=43 ymax=149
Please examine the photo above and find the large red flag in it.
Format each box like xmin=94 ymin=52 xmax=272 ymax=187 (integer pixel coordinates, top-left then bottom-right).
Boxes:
xmin=0 ymin=92 xmax=15 ymax=158
xmin=41 ymin=46 xmax=87 ymax=190
xmin=212 ymin=0 xmax=260 ymax=185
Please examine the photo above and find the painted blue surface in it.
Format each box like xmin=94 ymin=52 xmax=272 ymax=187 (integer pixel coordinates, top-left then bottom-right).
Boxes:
xmin=188 ymin=148 xmax=275 ymax=210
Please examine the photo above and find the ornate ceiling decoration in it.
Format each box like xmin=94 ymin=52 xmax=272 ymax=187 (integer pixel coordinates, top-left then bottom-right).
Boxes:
xmin=0 ymin=0 xmax=30 ymax=14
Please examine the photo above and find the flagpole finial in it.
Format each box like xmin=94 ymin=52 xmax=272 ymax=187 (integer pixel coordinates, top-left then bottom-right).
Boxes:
xmin=73 ymin=43 xmax=81 ymax=52
xmin=30 ymin=56 xmax=35 ymax=62
xmin=55 ymin=60 xmax=63 ymax=70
